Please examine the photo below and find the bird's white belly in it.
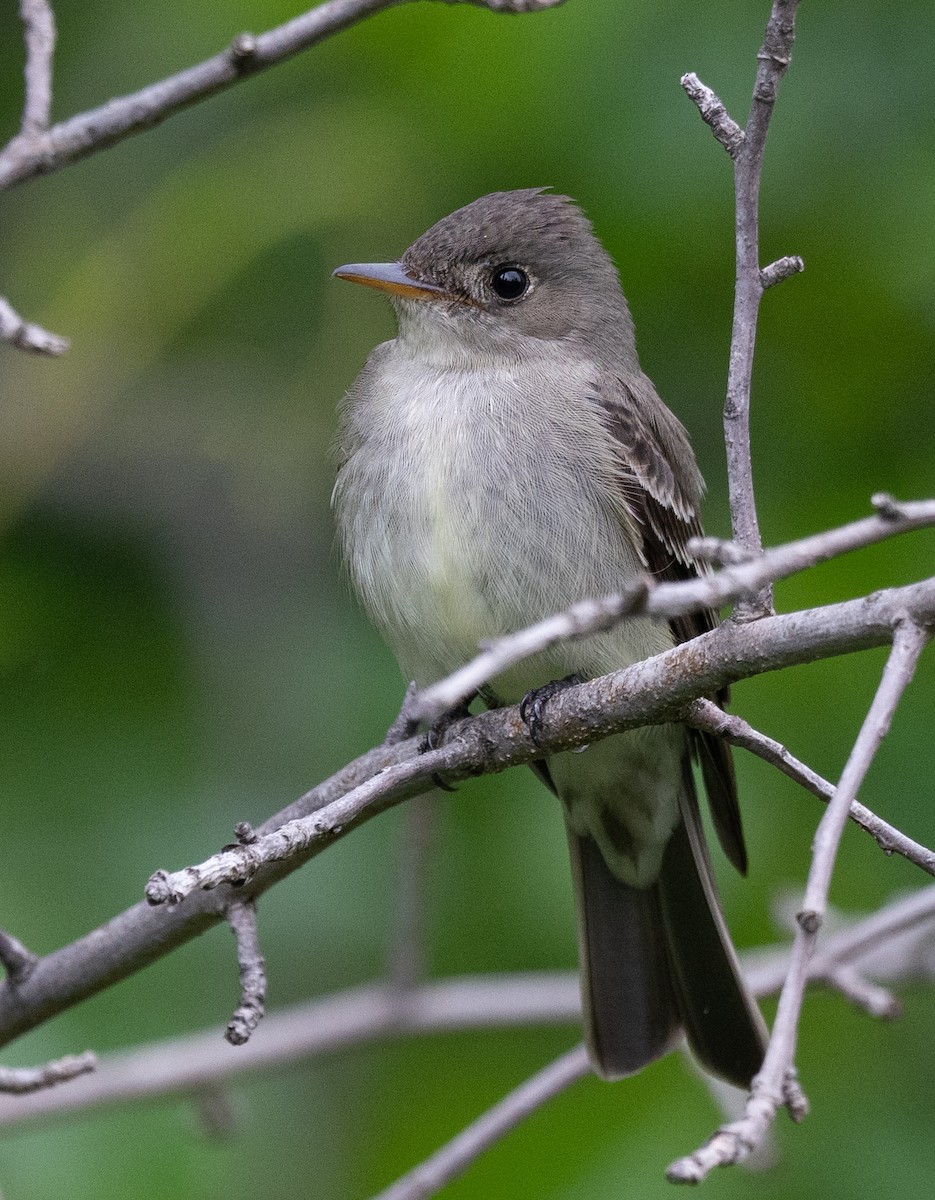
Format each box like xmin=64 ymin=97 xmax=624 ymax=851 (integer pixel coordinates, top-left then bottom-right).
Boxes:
xmin=335 ymin=352 xmax=670 ymax=693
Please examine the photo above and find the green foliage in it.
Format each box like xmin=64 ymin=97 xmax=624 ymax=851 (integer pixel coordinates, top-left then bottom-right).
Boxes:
xmin=1 ymin=1 xmax=933 ymax=1196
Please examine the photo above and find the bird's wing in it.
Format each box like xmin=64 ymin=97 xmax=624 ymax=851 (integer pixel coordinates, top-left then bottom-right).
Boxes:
xmin=590 ymin=371 xmax=746 ymax=875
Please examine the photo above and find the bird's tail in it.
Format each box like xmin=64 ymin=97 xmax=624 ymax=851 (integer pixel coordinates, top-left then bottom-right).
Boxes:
xmin=566 ymin=769 xmax=767 ymax=1087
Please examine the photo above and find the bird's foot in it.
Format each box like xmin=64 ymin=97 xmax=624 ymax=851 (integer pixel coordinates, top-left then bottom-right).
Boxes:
xmin=421 ymin=701 xmax=474 ymax=792
xmin=519 ymin=674 xmax=584 ymax=748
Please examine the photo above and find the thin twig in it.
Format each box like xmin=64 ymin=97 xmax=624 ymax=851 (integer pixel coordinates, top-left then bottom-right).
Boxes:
xmin=5 ymin=884 xmax=934 ymax=1130
xmin=669 ymin=618 xmax=930 ymax=1183
xmin=687 ymin=699 xmax=935 ymax=876
xmin=0 ymin=1051 xmax=96 ymax=1095
xmin=760 ymin=255 xmax=804 ymax=289
xmin=225 ymin=900 xmax=266 ymax=1045
xmin=0 ymin=0 xmax=562 ymax=192
xmin=683 ymin=0 xmax=803 ymax=619
xmin=18 ymin=0 xmax=56 ymax=136
xmin=370 ymin=1045 xmax=592 ymax=1200
xmin=409 ymin=498 xmax=935 ymax=723
xmin=0 ymin=294 xmax=69 ymax=355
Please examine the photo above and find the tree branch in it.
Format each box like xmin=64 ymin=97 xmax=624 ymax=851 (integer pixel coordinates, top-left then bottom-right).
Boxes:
xmin=0 ymin=0 xmax=563 ymax=193
xmin=5 ymin=887 xmax=934 ymax=1150
xmin=687 ymin=698 xmax=935 ymax=876
xmin=0 ymin=572 xmax=929 ymax=1053
xmin=225 ymin=899 xmax=267 ymax=1046
xmin=0 ymin=294 xmax=69 ymax=355
xmin=17 ymin=0 xmax=56 ymax=136
xmin=0 ymin=974 xmax=581 ymax=1129
xmin=370 ymin=1045 xmax=592 ymax=1200
xmin=409 ymin=498 xmax=935 ymax=723
xmin=387 ymin=794 xmax=437 ymax=990
xmin=0 ymin=1051 xmax=96 ymax=1096
xmin=683 ymin=0 xmax=803 ymax=618
xmin=668 ymin=618 xmax=931 ymax=1183
xmin=0 ymin=928 xmax=39 ymax=984
xmin=679 ymin=72 xmax=745 ymax=159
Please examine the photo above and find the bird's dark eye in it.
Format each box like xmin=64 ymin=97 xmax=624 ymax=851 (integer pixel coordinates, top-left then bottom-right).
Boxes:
xmin=490 ymin=266 xmax=529 ymax=302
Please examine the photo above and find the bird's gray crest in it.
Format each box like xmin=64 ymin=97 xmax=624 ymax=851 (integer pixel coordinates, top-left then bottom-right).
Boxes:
xmin=401 ymin=188 xmax=615 ymax=290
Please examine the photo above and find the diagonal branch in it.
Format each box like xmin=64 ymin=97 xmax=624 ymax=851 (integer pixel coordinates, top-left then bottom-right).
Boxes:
xmin=1 ymin=576 xmax=932 ymax=1055
xmin=410 ymin=497 xmax=935 ymax=723
xmin=0 ymin=294 xmax=69 ymax=356
xmin=669 ymin=617 xmax=931 ymax=1183
xmin=370 ymin=1044 xmax=592 ymax=1200
xmin=687 ymin=698 xmax=935 ymax=876
xmin=0 ymin=0 xmax=563 ymax=193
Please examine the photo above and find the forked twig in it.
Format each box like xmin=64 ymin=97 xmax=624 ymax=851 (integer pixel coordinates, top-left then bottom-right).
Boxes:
xmin=668 ymin=619 xmax=930 ymax=1182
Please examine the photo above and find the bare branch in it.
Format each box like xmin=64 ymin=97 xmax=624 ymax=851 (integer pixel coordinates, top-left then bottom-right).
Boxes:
xmin=822 ymin=967 xmax=900 ymax=1020
xmin=0 ymin=1051 xmax=96 ymax=1095
xmin=680 ymin=72 xmax=745 ymax=159
xmin=2 ymin=886 xmax=932 ymax=1131
xmin=0 ymin=0 xmax=561 ymax=193
xmin=0 ymin=294 xmax=69 ymax=355
xmin=410 ymin=500 xmax=935 ymax=723
xmin=1 ymin=573 xmax=932 ymax=1055
xmin=18 ymin=0 xmax=56 ymax=136
xmin=225 ymin=900 xmax=266 ymax=1045
xmin=0 ymin=975 xmax=581 ymax=1129
xmin=146 ymin=576 xmax=935 ymax=907
xmin=370 ymin=1045 xmax=591 ymax=1200
xmin=683 ymin=0 xmax=803 ymax=618
xmin=745 ymin=886 xmax=935 ymax=998
xmin=687 ymin=699 xmax=935 ymax=876
xmin=451 ymin=0 xmax=566 ymax=8
xmin=669 ymin=618 xmax=931 ymax=1183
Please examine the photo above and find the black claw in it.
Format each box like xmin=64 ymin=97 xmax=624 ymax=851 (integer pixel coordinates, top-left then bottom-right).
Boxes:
xmin=519 ymin=674 xmax=585 ymax=747
xmin=421 ymin=701 xmax=473 ymax=753
xmin=419 ymin=700 xmax=475 ymax=793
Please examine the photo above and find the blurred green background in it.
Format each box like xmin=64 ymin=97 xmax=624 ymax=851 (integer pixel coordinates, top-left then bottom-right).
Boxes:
xmin=1 ymin=0 xmax=933 ymax=1196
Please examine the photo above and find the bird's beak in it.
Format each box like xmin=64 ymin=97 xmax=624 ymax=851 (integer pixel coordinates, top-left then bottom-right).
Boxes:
xmin=332 ymin=261 xmax=447 ymax=302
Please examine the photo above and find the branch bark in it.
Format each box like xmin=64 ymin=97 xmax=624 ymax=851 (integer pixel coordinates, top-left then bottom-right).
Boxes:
xmin=1 ymin=570 xmax=930 ymax=1053
xmin=0 ymin=0 xmax=563 ymax=193
xmin=370 ymin=1045 xmax=592 ymax=1200
xmin=410 ymin=497 xmax=935 ymax=723
xmin=668 ymin=618 xmax=931 ymax=1183
xmin=17 ymin=0 xmax=56 ymax=136
xmin=687 ymin=698 xmax=935 ymax=876
xmin=683 ymin=0 xmax=803 ymax=618
xmin=5 ymin=887 xmax=934 ymax=1137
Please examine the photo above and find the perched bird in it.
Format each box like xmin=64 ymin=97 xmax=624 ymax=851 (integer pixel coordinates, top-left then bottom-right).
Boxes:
xmin=332 ymin=189 xmax=766 ymax=1086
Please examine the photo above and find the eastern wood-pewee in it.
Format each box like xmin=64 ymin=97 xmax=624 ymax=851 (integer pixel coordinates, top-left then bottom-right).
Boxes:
xmin=332 ymin=189 xmax=767 ymax=1086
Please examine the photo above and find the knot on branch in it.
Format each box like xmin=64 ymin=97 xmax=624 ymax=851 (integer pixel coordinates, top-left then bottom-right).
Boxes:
xmin=228 ymin=33 xmax=259 ymax=71
xmin=797 ymin=908 xmax=822 ymax=934
xmin=872 ymin=492 xmax=907 ymax=522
